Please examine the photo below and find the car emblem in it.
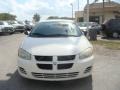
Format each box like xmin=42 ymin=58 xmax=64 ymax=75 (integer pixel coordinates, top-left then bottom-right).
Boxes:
xmin=53 ymin=61 xmax=57 ymax=65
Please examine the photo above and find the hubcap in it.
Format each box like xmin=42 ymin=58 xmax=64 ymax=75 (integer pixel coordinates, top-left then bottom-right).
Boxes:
xmin=113 ymin=32 xmax=119 ymax=38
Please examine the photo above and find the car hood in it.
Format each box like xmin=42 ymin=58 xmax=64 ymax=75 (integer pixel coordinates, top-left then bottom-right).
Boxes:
xmin=20 ymin=36 xmax=92 ymax=56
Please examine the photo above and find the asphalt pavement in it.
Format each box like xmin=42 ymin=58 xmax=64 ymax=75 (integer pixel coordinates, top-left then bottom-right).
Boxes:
xmin=0 ymin=33 xmax=120 ymax=90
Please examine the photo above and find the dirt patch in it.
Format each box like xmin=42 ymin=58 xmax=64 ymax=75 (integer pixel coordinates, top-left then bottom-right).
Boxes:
xmin=93 ymin=44 xmax=120 ymax=57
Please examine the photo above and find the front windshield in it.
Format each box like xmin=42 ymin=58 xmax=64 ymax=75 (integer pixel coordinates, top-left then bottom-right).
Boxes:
xmin=29 ymin=22 xmax=82 ymax=37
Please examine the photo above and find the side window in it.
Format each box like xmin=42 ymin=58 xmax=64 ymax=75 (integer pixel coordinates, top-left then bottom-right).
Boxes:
xmin=0 ymin=22 xmax=4 ymax=25
xmin=108 ymin=20 xmax=120 ymax=28
xmin=108 ymin=20 xmax=114 ymax=28
xmin=71 ymin=24 xmax=82 ymax=36
xmin=116 ymin=20 xmax=120 ymax=27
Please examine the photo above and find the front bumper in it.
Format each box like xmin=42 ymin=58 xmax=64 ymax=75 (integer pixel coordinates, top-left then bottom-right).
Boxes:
xmin=18 ymin=55 xmax=94 ymax=81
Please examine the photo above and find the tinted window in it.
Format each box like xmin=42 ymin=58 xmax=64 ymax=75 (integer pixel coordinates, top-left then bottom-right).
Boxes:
xmin=29 ymin=22 xmax=82 ymax=37
xmin=109 ymin=19 xmax=120 ymax=28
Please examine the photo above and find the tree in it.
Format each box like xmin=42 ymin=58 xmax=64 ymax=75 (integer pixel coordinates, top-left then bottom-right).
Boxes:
xmin=47 ymin=16 xmax=74 ymax=20
xmin=33 ymin=13 xmax=40 ymax=22
xmin=47 ymin=16 xmax=59 ymax=19
xmin=60 ymin=17 xmax=73 ymax=20
xmin=0 ymin=13 xmax=16 ymax=20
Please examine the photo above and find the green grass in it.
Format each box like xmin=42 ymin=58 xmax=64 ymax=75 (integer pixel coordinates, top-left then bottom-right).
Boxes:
xmin=91 ymin=40 xmax=120 ymax=50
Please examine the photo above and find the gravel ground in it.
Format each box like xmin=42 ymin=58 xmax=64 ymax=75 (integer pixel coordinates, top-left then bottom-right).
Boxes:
xmin=0 ymin=33 xmax=120 ymax=90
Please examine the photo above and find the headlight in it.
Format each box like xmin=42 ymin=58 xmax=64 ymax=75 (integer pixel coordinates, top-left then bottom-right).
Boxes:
xmin=18 ymin=48 xmax=31 ymax=60
xmin=83 ymin=29 xmax=87 ymax=32
xmin=79 ymin=48 xmax=93 ymax=59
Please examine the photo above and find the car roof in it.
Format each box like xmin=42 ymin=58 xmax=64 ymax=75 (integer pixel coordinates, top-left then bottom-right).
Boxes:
xmin=103 ymin=19 xmax=120 ymax=24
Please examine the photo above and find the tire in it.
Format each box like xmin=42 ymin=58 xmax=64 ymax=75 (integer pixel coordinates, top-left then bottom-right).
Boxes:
xmin=8 ymin=29 xmax=15 ymax=34
xmin=20 ymin=31 xmax=24 ymax=33
xmin=9 ymin=32 xmax=14 ymax=34
xmin=106 ymin=34 xmax=111 ymax=38
xmin=113 ymin=32 xmax=119 ymax=38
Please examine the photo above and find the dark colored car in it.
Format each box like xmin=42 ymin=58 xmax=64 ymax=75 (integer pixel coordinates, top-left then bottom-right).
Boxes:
xmin=77 ymin=22 xmax=101 ymax=36
xmin=101 ymin=19 xmax=120 ymax=38
xmin=24 ymin=21 xmax=34 ymax=31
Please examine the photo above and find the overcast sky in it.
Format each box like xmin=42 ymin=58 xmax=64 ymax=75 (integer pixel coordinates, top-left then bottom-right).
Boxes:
xmin=0 ymin=0 xmax=119 ymax=21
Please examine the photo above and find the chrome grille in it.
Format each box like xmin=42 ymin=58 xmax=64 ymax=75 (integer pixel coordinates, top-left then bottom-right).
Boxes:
xmin=32 ymin=72 xmax=79 ymax=79
xmin=35 ymin=56 xmax=53 ymax=61
xmin=58 ymin=63 xmax=73 ymax=69
xmin=58 ymin=55 xmax=75 ymax=61
xmin=37 ymin=64 xmax=52 ymax=70
xmin=35 ymin=55 xmax=76 ymax=70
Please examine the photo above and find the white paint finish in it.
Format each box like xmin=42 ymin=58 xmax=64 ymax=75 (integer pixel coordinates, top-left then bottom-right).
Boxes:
xmin=18 ymin=20 xmax=94 ymax=81
xmin=21 ymin=35 xmax=92 ymax=55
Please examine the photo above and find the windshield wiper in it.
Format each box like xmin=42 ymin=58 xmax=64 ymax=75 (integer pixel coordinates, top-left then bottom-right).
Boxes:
xmin=29 ymin=33 xmax=79 ymax=37
xmin=29 ymin=33 xmax=47 ymax=37
xmin=47 ymin=34 xmax=68 ymax=37
xmin=67 ymin=35 xmax=79 ymax=37
xmin=47 ymin=34 xmax=79 ymax=37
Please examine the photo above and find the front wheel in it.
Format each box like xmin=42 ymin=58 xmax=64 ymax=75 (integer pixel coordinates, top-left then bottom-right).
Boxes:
xmin=9 ymin=31 xmax=15 ymax=34
xmin=113 ymin=32 xmax=119 ymax=38
xmin=20 ymin=31 xmax=24 ymax=33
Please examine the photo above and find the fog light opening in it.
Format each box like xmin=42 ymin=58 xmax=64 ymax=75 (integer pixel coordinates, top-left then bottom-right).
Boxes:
xmin=19 ymin=67 xmax=27 ymax=75
xmin=84 ymin=66 xmax=92 ymax=74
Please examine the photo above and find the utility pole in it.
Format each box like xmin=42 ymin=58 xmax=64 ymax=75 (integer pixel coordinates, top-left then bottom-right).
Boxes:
xmin=102 ymin=0 xmax=105 ymax=23
xmin=70 ymin=3 xmax=73 ymax=19
xmin=87 ymin=0 xmax=89 ymax=23
xmin=86 ymin=0 xmax=90 ymax=39
xmin=78 ymin=0 xmax=79 ymax=11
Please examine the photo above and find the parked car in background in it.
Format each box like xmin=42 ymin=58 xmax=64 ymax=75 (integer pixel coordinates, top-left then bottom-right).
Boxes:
xmin=24 ymin=21 xmax=34 ymax=31
xmin=8 ymin=21 xmax=25 ymax=33
xmin=77 ymin=22 xmax=101 ymax=35
xmin=101 ymin=19 xmax=120 ymax=38
xmin=0 ymin=21 xmax=14 ymax=34
xmin=18 ymin=20 xmax=94 ymax=81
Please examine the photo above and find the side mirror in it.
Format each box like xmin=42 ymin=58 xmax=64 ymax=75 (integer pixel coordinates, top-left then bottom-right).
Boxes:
xmin=24 ymin=31 xmax=30 ymax=35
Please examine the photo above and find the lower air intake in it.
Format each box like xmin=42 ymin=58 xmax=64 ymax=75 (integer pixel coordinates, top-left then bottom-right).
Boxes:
xmin=32 ymin=72 xmax=79 ymax=79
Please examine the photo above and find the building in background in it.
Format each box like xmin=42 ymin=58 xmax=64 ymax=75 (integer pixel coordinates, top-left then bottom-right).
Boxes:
xmin=75 ymin=1 xmax=120 ymax=24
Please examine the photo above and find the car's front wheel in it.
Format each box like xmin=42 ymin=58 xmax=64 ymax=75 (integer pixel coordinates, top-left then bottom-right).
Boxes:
xmin=9 ymin=30 xmax=15 ymax=34
xmin=20 ymin=31 xmax=24 ymax=33
xmin=113 ymin=32 xmax=119 ymax=38
xmin=9 ymin=32 xmax=14 ymax=34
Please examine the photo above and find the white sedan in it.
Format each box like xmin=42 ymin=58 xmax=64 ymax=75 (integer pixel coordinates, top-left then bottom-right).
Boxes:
xmin=18 ymin=20 xmax=94 ymax=81
xmin=0 ymin=21 xmax=14 ymax=34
